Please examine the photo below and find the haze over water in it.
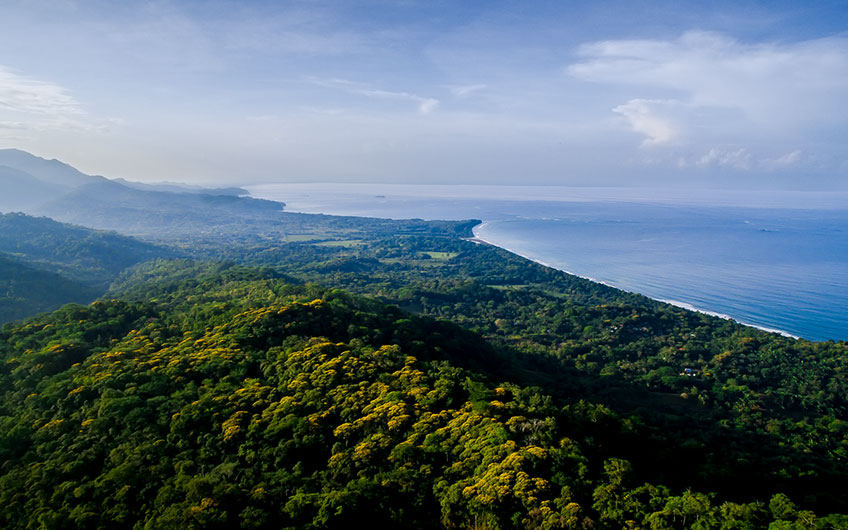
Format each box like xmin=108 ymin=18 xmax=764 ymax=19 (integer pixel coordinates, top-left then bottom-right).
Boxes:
xmin=251 ymin=183 xmax=848 ymax=342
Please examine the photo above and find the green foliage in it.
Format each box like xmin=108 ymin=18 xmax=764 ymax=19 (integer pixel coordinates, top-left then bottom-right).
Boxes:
xmin=0 ymin=212 xmax=174 ymax=324
xmin=201 ymin=232 xmax=848 ymax=511
xmin=0 ymin=212 xmax=173 ymax=289
xmin=0 ymin=290 xmax=575 ymax=528
xmin=0 ymin=253 xmax=100 ymax=323
xmin=1 ymin=270 xmax=846 ymax=528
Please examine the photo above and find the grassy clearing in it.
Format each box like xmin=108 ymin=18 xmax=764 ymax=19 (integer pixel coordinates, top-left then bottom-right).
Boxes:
xmin=378 ymin=258 xmax=446 ymax=267
xmin=281 ymin=234 xmax=326 ymax=242
xmin=419 ymin=251 xmax=459 ymax=260
xmin=315 ymin=239 xmax=365 ymax=248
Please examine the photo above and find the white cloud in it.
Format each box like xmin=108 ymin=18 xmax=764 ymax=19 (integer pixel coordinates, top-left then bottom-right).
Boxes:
xmin=0 ymin=120 xmax=27 ymax=130
xmin=762 ymin=149 xmax=803 ymax=170
xmin=0 ymin=65 xmax=116 ymax=142
xmin=568 ymin=31 xmax=848 ymax=160
xmin=296 ymin=107 xmax=346 ymax=116
xmin=612 ymin=99 xmax=679 ymax=146
xmin=569 ymin=31 xmax=848 ymax=110
xmin=357 ymin=88 xmax=439 ymax=114
xmin=673 ymin=147 xmax=803 ymax=171
xmin=222 ymin=22 xmax=370 ymax=57
xmin=773 ymin=150 xmax=802 ymax=166
xmin=695 ymin=148 xmax=753 ymax=170
xmin=450 ymin=84 xmax=487 ymax=98
xmin=0 ymin=65 xmax=82 ymax=115
xmin=417 ymin=98 xmax=440 ymax=114
xmin=308 ymin=77 xmax=439 ymax=114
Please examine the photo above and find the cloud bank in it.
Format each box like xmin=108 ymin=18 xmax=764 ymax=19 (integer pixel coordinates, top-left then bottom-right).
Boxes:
xmin=569 ymin=31 xmax=848 ymax=171
xmin=0 ymin=66 xmax=82 ymax=116
xmin=0 ymin=65 xmax=109 ymax=142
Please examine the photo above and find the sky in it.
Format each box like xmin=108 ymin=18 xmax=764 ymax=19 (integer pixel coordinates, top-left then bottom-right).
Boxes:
xmin=0 ymin=0 xmax=846 ymax=188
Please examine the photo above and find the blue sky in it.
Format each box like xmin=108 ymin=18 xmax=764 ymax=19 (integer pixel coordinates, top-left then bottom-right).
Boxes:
xmin=0 ymin=0 xmax=846 ymax=188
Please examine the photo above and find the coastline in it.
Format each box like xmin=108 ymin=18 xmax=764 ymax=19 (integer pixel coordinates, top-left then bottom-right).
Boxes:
xmin=471 ymin=223 xmax=802 ymax=340
xmin=471 ymin=223 xmax=616 ymax=287
xmin=656 ymin=299 xmax=800 ymax=339
xmin=245 ymin=186 xmax=815 ymax=341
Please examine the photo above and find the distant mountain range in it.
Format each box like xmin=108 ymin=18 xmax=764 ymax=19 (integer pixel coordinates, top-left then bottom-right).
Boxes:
xmin=0 ymin=148 xmax=105 ymax=190
xmin=0 ymin=149 xmax=283 ymax=240
xmin=110 ymin=177 xmax=247 ymax=196
xmin=0 ymin=150 xmax=106 ymax=210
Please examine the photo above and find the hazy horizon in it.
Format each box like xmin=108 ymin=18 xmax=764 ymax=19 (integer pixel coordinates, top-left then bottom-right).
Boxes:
xmin=249 ymin=181 xmax=848 ymax=211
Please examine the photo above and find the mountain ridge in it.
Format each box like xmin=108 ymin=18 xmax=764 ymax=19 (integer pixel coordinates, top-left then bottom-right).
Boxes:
xmin=0 ymin=149 xmax=287 ymax=242
xmin=0 ymin=148 xmax=105 ymax=188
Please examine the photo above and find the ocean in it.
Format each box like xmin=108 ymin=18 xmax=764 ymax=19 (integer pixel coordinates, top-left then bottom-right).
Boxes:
xmin=249 ymin=183 xmax=848 ymax=342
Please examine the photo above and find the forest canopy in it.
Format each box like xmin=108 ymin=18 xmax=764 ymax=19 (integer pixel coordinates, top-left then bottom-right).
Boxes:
xmin=1 ymin=262 xmax=846 ymax=529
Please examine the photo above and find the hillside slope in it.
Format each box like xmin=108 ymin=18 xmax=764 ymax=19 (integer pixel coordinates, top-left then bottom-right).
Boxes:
xmin=0 ymin=213 xmax=175 ymax=323
xmin=0 ymin=253 xmax=99 ymax=322
xmin=1 ymin=273 xmax=843 ymax=529
xmin=0 ymin=213 xmax=174 ymax=288
xmin=0 ymin=150 xmax=291 ymax=248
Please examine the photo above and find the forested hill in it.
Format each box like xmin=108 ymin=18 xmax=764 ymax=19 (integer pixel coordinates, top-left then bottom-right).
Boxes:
xmin=0 ymin=253 xmax=99 ymax=323
xmin=1 ymin=267 xmax=845 ymax=529
xmin=0 ymin=213 xmax=174 ymax=289
xmin=0 ymin=213 xmax=175 ymax=324
xmin=106 ymin=235 xmax=848 ymax=515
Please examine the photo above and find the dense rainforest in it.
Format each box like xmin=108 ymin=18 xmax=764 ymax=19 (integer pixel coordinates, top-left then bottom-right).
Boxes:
xmin=1 ymin=154 xmax=847 ymax=528
xmin=1 ymin=265 xmax=846 ymax=529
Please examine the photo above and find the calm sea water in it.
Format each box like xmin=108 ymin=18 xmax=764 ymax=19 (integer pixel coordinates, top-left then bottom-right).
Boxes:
xmin=249 ymin=183 xmax=848 ymax=342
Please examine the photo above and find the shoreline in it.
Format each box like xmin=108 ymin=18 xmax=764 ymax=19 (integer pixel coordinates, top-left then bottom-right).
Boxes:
xmin=246 ymin=187 xmax=810 ymax=342
xmin=656 ymin=299 xmax=800 ymax=339
xmin=471 ymin=223 xmax=621 ymax=287
xmin=472 ymin=223 xmax=802 ymax=340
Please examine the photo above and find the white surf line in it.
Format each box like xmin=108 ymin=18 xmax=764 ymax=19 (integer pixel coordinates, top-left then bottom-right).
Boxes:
xmin=472 ymin=223 xmax=801 ymax=340
xmin=657 ymin=299 xmax=800 ymax=339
